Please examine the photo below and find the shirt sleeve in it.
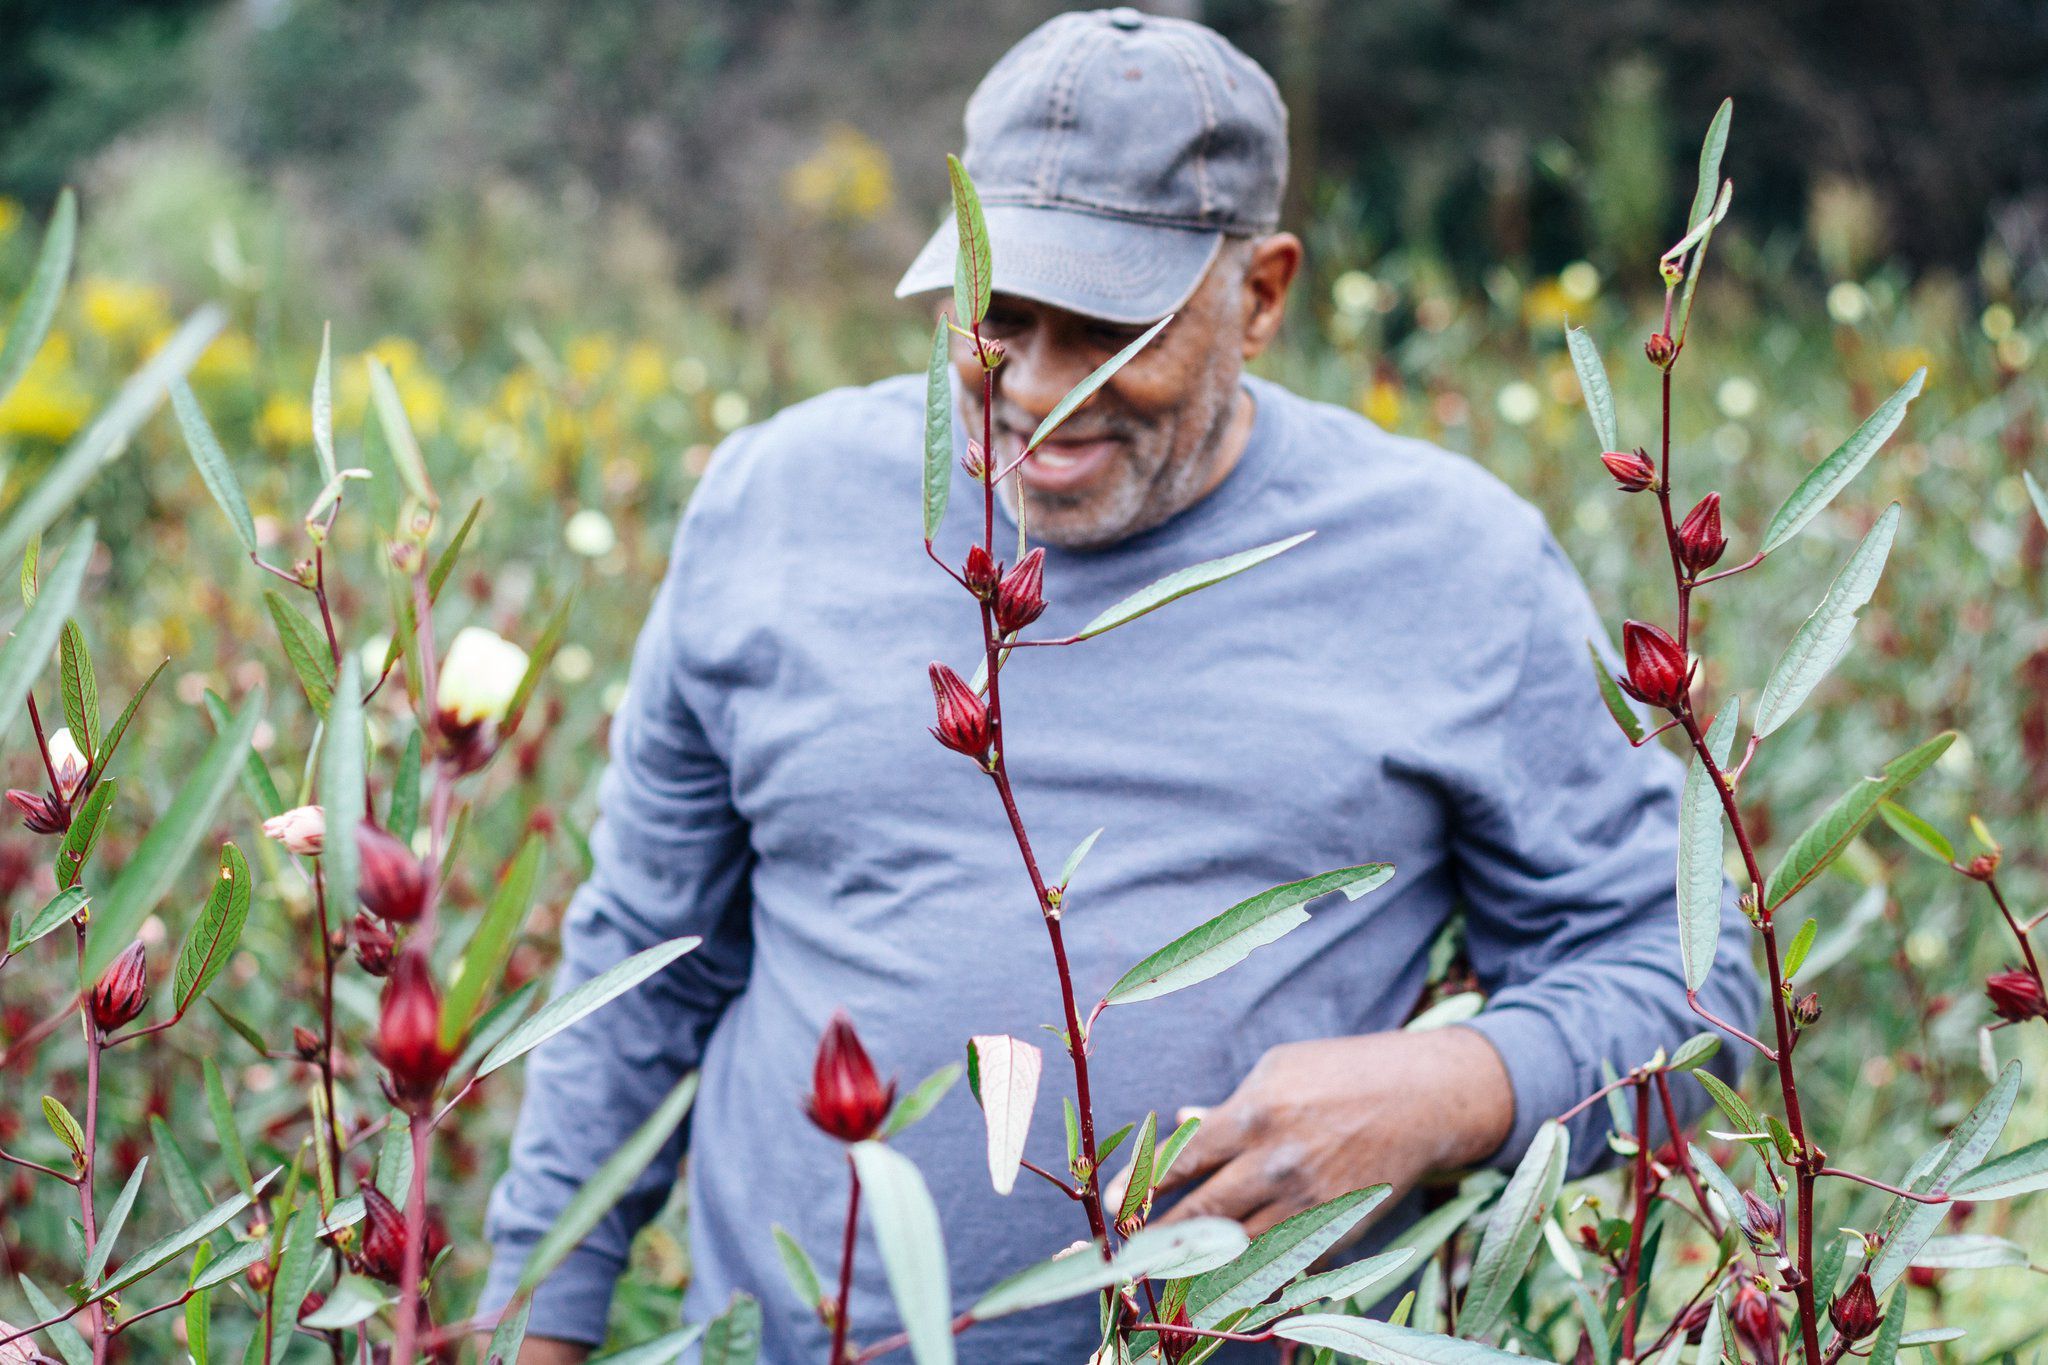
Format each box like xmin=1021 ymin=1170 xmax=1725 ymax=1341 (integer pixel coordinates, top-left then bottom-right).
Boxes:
xmin=1452 ymin=528 xmax=1762 ymax=1179
xmin=479 ymin=445 xmax=758 ymax=1344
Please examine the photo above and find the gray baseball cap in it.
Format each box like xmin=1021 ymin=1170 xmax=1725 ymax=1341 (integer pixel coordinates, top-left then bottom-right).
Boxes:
xmin=894 ymin=6 xmax=1288 ymax=325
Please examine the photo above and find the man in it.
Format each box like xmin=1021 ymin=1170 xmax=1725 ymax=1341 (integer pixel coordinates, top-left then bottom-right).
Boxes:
xmin=483 ymin=8 xmax=1759 ymax=1362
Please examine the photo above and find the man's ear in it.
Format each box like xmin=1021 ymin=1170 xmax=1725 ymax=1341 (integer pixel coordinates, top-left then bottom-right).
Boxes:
xmin=1239 ymin=233 xmax=1302 ymax=361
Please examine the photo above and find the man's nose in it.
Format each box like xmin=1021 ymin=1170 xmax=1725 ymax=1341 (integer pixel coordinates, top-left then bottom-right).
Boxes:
xmin=994 ymin=326 xmax=1092 ymax=431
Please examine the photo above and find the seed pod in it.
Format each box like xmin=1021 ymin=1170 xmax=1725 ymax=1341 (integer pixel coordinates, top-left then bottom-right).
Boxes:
xmin=90 ymin=942 xmax=149 ymax=1035
xmin=354 ymin=1184 xmax=407 ymax=1284
xmin=964 ymin=544 xmax=1000 ymax=599
xmin=1600 ymin=448 xmax=1656 ymax=492
xmin=1738 ymin=1190 xmax=1782 ymax=1252
xmin=356 ymin=823 xmax=428 ymax=924
xmin=804 ymin=1010 xmax=896 ymax=1144
xmin=1828 ymin=1272 xmax=1881 ymax=1341
xmin=926 ymin=663 xmax=992 ymax=761
xmin=1730 ymin=1283 xmax=1784 ymax=1365
xmin=1618 ymin=621 xmax=1692 ymax=710
xmin=1677 ymin=493 xmax=1728 ymax=572
xmin=1793 ymin=992 xmax=1822 ymax=1028
xmin=1985 ymin=968 xmax=2047 ymax=1023
xmin=994 ymin=548 xmax=1048 ymax=634
xmin=377 ymin=950 xmax=452 ymax=1111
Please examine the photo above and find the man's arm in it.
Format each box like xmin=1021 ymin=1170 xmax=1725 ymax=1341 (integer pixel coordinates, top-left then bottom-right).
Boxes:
xmin=478 ymin=451 xmax=759 ymax=1349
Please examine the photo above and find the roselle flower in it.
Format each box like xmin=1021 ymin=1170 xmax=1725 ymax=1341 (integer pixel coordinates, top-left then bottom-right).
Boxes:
xmin=352 ymin=912 xmax=395 ymax=976
xmin=1618 ymin=621 xmax=1692 ymax=710
xmin=45 ymin=729 xmax=86 ymax=803
xmin=964 ymin=544 xmax=1000 ymax=599
xmin=90 ymin=942 xmax=149 ymax=1035
xmin=1677 ymin=493 xmax=1728 ymax=572
xmin=1645 ymin=332 xmax=1677 ymax=367
xmin=354 ymin=1184 xmax=407 ymax=1283
xmin=994 ymin=548 xmax=1048 ymax=634
xmin=1829 ymin=1271 xmax=1881 ymax=1341
xmin=4 ymin=788 xmax=67 ymax=835
xmin=927 ymin=663 xmax=992 ymax=761
xmin=262 ymin=804 xmax=325 ymax=856
xmin=804 ymin=1010 xmax=895 ymax=1143
xmin=357 ymin=823 xmax=428 ymax=924
xmin=1730 ymin=1283 xmax=1783 ymax=1365
xmin=435 ymin=626 xmax=528 ymax=774
xmin=1600 ymin=448 xmax=1656 ymax=492
xmin=377 ymin=950 xmax=452 ymax=1110
xmin=1738 ymin=1190 xmax=1782 ymax=1252
xmin=1985 ymin=968 xmax=2047 ymax=1024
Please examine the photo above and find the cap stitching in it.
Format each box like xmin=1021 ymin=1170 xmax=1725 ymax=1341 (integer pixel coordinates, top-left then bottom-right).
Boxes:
xmin=1154 ymin=28 xmax=1219 ymax=219
xmin=1035 ymin=25 xmax=1105 ymax=203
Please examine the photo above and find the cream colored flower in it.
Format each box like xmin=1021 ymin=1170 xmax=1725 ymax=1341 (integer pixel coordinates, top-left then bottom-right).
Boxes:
xmin=47 ymin=727 xmax=87 ymax=801
xmin=262 ymin=804 xmax=326 ymax=856
xmin=438 ymin=627 xmax=528 ymax=727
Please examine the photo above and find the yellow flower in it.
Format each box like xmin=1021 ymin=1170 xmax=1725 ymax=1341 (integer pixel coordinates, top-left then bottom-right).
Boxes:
xmin=622 ymin=342 xmax=668 ymax=401
xmin=256 ymin=392 xmax=314 ymax=449
xmin=0 ymin=332 xmax=92 ymax=441
xmin=1362 ymin=379 xmax=1402 ymax=430
xmin=346 ymin=336 xmax=447 ymax=435
xmin=565 ymin=334 xmax=617 ymax=384
xmin=78 ymin=277 xmax=172 ymax=347
xmin=783 ymin=124 xmax=895 ymax=224
xmin=1520 ymin=279 xmax=1572 ymax=330
xmin=192 ymin=330 xmax=258 ymax=386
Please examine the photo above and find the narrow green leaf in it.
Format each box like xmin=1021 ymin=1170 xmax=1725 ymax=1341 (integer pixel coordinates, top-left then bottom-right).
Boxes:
xmin=449 ymin=979 xmax=542 ymax=1079
xmin=0 ymin=306 xmax=226 ymax=574
xmin=850 ymin=1141 xmax=955 ymax=1365
xmin=1877 ymin=800 xmax=1954 ymax=865
xmin=19 ymin=533 xmax=36 ymax=606
xmin=1270 ymin=1247 xmax=1415 ymax=1315
xmin=1095 ymin=1121 xmax=1135 ymax=1171
xmin=1755 ymin=504 xmax=1899 ymax=738
xmin=207 ymin=999 xmax=269 ymax=1057
xmin=2025 ymin=470 xmax=2048 ymax=534
xmin=150 ymin=1116 xmax=209 ymax=1222
xmin=1461 ymin=1120 xmax=1569 ymax=1338
xmin=42 ymin=1095 xmax=85 ymax=1164
xmin=479 ymin=936 xmax=702 ymax=1076
xmin=945 ymin=154 xmax=991 ymax=327
xmin=171 ymin=383 xmax=258 ymax=555
xmin=8 ymin=885 xmax=88 ymax=955
xmin=1693 ymin=1071 xmax=1758 ymax=1137
xmin=965 ymin=1035 xmax=1041 ymax=1196
xmin=0 ymin=188 xmax=76 ymax=406
xmin=1105 ymin=863 xmax=1393 ymax=1006
xmin=921 ymin=319 xmax=952 ymax=542
xmin=1688 ymin=100 xmax=1733 ymax=231
xmin=320 ymin=656 xmax=363 ymax=949
xmin=0 ymin=520 xmax=93 ymax=749
xmin=84 ymin=658 xmax=165 ymax=793
xmin=202 ymin=1058 xmax=254 ymax=1194
xmin=1115 ymin=1111 xmax=1157 ymax=1224
xmin=185 ymin=1248 xmax=213 ymax=1365
xmin=589 ymin=1327 xmax=707 ymax=1365
xmin=1060 ymin=827 xmax=1105 ymax=889
xmin=189 ymin=1240 xmax=263 ymax=1292
xmin=17 ymin=1274 xmax=91 ymax=1365
xmin=389 ymin=727 xmax=424 ymax=844
xmin=442 ymin=833 xmax=544 ymax=1048
xmin=1869 ymin=1061 xmax=2022 ymax=1292
xmin=1782 ymin=918 xmax=1819 ymax=980
xmin=378 ymin=499 xmax=482 ymax=681
xmin=1760 ymin=370 xmax=1925 ymax=555
xmin=772 ymin=1226 xmax=825 ymax=1309
xmin=267 ymin=1205 xmax=320 ymax=1361
xmin=970 ymin=1220 xmax=1249 ymax=1321
xmin=1865 ymin=1287 xmax=1908 ymax=1365
xmin=265 ymin=590 xmax=334 ymax=719
xmin=1764 ymin=1115 xmax=1799 ymax=1163
xmin=1188 ymin=1184 xmax=1391 ymax=1326
xmin=1276 ymin=1315 xmax=1529 ymax=1363
xmin=1762 ymin=732 xmax=1954 ymax=909
xmin=84 ymin=1157 xmax=149 ymax=1284
xmin=173 ymin=843 xmax=251 ymax=1017
xmin=1588 ymin=639 xmax=1646 ymax=745
xmin=300 ymin=1273 xmax=392 ymax=1331
xmin=58 ymin=620 xmax=98 ymax=758
xmin=483 ymin=1298 xmax=534 ymax=1365
xmin=1678 ymin=698 xmax=1738 ymax=991
xmin=54 ymin=779 xmax=115 ymax=889
xmin=518 ymin=1072 xmax=698 ymax=1292
xmin=367 ymin=355 xmax=435 ymax=507
xmin=505 ymin=587 xmax=571 ymax=740
xmin=1077 ymin=532 xmax=1314 ymax=642
xmin=1951 ymin=1135 xmax=2048 ymax=1200
xmin=303 ymin=466 xmax=371 ymax=527
xmin=1153 ymin=1114 xmax=1201 ymax=1188
xmin=311 ymin=322 xmax=337 ymax=482
xmin=85 ymin=687 xmax=262 ymax=981
xmin=1565 ymin=327 xmax=1618 ymax=453
xmin=1667 ymin=1033 xmax=1722 ymax=1073
xmin=1026 ymin=316 xmax=1172 ymax=452
xmin=1908 ymin=1234 xmax=2028 ymax=1270
xmin=99 ymin=1167 xmax=277 ymax=1296
xmin=883 ymin=1064 xmax=961 ymax=1140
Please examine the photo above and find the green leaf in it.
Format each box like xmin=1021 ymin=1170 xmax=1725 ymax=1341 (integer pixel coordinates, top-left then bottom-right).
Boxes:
xmin=504 ymin=587 xmax=572 ymax=741
xmin=265 ymin=590 xmax=334 ymax=719
xmin=588 ymin=1327 xmax=707 ymax=1365
xmin=450 ymin=979 xmax=542 ymax=1079
xmin=84 ymin=1156 xmax=149 ymax=1284
xmin=8 ymin=885 xmax=88 ymax=955
xmin=970 ymin=1220 xmax=1249 ymax=1321
xmin=0 ymin=189 xmax=75 ymax=408
xmin=1869 ymin=1060 xmax=2021 ymax=1292
xmin=1188 ymin=1185 xmax=1391 ymax=1327
xmin=442 ymin=833 xmax=544 ymax=1048
xmin=173 ymin=843 xmax=251 ymax=1018
xmin=99 ymin=1168 xmax=277 ymax=1296
xmin=1667 ymin=1033 xmax=1722 ymax=1073
xmin=1688 ymin=100 xmax=1733 ymax=231
xmin=701 ymin=1292 xmax=762 ymax=1365
xmin=1154 ymin=1114 xmax=1201 ymax=1188
xmin=379 ymin=498 xmax=482 ymax=682
xmin=1461 ymin=1120 xmax=1568 ymax=1338
xmin=1076 ymin=531 xmax=1314 ymax=641
xmin=850 ymin=1141 xmax=954 ymax=1365
xmin=1951 ymin=1135 xmax=2048 ymax=1200
xmin=1782 ymin=918 xmax=1819 ymax=980
xmin=42 ymin=1095 xmax=84 ymax=1164
xmin=207 ymin=999 xmax=269 ymax=1057
xmin=171 ymin=383 xmax=258 ymax=556
xmin=58 ymin=620 xmax=98 ymax=759
xmin=189 ymin=1240 xmax=264 ymax=1294
xmin=149 ymin=1116 xmax=209 ymax=1222
xmin=367 ymin=355 xmax=435 ymax=507
xmin=84 ymin=658 xmax=165 ymax=793
xmin=772 ymin=1225 xmax=825 ymax=1309
xmin=1588 ymin=639 xmax=1646 ymax=744
xmin=55 ymin=779 xmax=115 ymax=889
xmin=1104 ymin=863 xmax=1393 ymax=1006
xmin=1565 ymin=327 xmax=1618 ymax=453
xmin=921 ymin=319 xmax=952 ymax=542
xmin=17 ymin=1274 xmax=91 ymax=1365
xmin=517 ymin=1073 xmax=698 ymax=1292
xmin=1060 ymin=827 xmax=1105 ymax=889
xmin=1267 ymin=1248 xmax=1415 ymax=1316
xmin=84 ymin=688 xmax=263 ymax=981
xmin=268 ymin=1205 xmax=320 ymax=1361
xmin=1026 ymin=316 xmax=1173 ymax=452
xmin=0 ymin=306 xmax=226 ymax=575
xmin=202 ymin=1058 xmax=253 ymax=1195
xmin=479 ymin=936 xmax=702 ymax=1076
xmin=1908 ymin=1234 xmax=2028 ymax=1270
xmin=1760 ymin=370 xmax=1926 ymax=555
xmin=320 ymin=655 xmax=363 ymax=945
xmin=1865 ymin=1288 xmax=1908 ymax=1365
xmin=1762 ymin=732 xmax=1954 ymax=909
xmin=1115 ymin=1111 xmax=1157 ymax=1224
xmin=0 ymin=520 xmax=93 ymax=749
xmin=1693 ymin=1070 xmax=1758 ymax=1137
xmin=1275 ymin=1315 xmax=1531 ymax=1363
xmin=1671 ymin=180 xmax=1732 ymax=345
xmin=1678 ymin=698 xmax=1739 ymax=991
xmin=1356 ymin=1174 xmax=1502 ymax=1313
xmin=300 ymin=1273 xmax=392 ymax=1331
xmin=945 ymin=154 xmax=991 ymax=327
xmin=882 ymin=1063 xmax=962 ymax=1140
xmin=1764 ymin=1115 xmax=1799 ymax=1164
xmin=303 ymin=466 xmax=371 ymax=528
xmin=965 ymin=1035 xmax=1041 ymax=1196
xmin=1877 ymin=800 xmax=1954 ymax=865
xmin=480 ymin=1298 xmax=533 ymax=1365
xmin=1754 ymin=503 xmax=1900 ymax=738
xmin=389 ymin=726 xmax=424 ymax=844
xmin=185 ymin=1248 xmax=213 ymax=1365
xmin=1095 ymin=1121 xmax=1135 ymax=1171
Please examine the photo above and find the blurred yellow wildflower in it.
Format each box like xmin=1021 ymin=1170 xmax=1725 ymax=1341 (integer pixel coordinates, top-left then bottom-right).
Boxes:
xmin=341 ymin=336 xmax=447 ymax=435
xmin=256 ymin=391 xmax=314 ymax=449
xmin=566 ymin=334 xmax=617 ymax=383
xmin=783 ymin=124 xmax=894 ymax=224
xmin=0 ymin=332 xmax=92 ymax=441
xmin=193 ymin=329 xmax=258 ymax=386
xmin=1361 ymin=379 xmax=1402 ymax=430
xmin=622 ymin=342 xmax=667 ymax=401
xmin=1521 ymin=279 xmax=1572 ymax=331
xmin=78 ymin=277 xmax=172 ymax=348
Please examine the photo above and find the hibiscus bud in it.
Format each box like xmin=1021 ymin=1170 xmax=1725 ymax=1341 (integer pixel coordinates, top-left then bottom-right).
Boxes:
xmin=1645 ymin=332 xmax=1677 ymax=367
xmin=1793 ymin=992 xmax=1822 ymax=1028
xmin=1963 ymin=851 xmax=2000 ymax=880
xmin=354 ymin=1184 xmax=407 ymax=1284
xmin=961 ymin=439 xmax=988 ymax=481
xmin=964 ymin=544 xmax=999 ymax=599
xmin=377 ymin=950 xmax=452 ymax=1110
xmin=1739 ymin=1190 xmax=1782 ymax=1252
xmin=294 ymin=1026 xmax=323 ymax=1061
xmin=1618 ymin=621 xmax=1692 ymax=710
xmin=1600 ymin=448 xmax=1657 ymax=492
xmin=262 ymin=804 xmax=326 ymax=856
xmin=977 ymin=336 xmax=1007 ymax=370
xmin=1985 ymin=968 xmax=2048 ymax=1024
xmin=246 ymin=1259 xmax=273 ymax=1292
xmin=1677 ymin=493 xmax=1728 ymax=572
xmin=804 ymin=1010 xmax=895 ymax=1144
xmin=1829 ymin=1271 xmax=1881 ymax=1341
xmin=1672 ymin=1300 xmax=1713 ymax=1343
xmin=352 ymin=912 xmax=395 ymax=976
xmin=90 ymin=942 xmax=149 ymax=1034
xmin=1730 ymin=1283 xmax=1783 ymax=1365
xmin=45 ymin=729 xmax=87 ymax=803
xmin=1158 ymin=1305 xmax=1198 ymax=1365
xmin=357 ymin=823 xmax=428 ymax=924
xmin=298 ymin=1291 xmax=327 ymax=1324
xmin=5 ymin=788 xmax=67 ymax=834
xmin=927 ymin=663 xmax=992 ymax=761
xmin=994 ymin=548 xmax=1047 ymax=634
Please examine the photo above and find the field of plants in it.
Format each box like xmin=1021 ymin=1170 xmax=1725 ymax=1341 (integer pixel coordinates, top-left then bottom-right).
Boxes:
xmin=1 ymin=97 xmax=2047 ymax=1364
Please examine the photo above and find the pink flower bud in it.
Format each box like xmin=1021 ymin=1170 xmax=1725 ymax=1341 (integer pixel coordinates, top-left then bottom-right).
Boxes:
xmin=961 ymin=440 xmax=988 ymax=481
xmin=1986 ymin=968 xmax=2047 ymax=1024
xmin=294 ymin=1026 xmax=323 ymax=1061
xmin=964 ymin=544 xmax=1000 ymax=598
xmin=352 ymin=912 xmax=395 ymax=976
xmin=927 ymin=663 xmax=992 ymax=761
xmin=1617 ymin=621 xmax=1692 ymax=710
xmin=994 ymin=548 xmax=1047 ymax=635
xmin=804 ymin=1011 xmax=895 ymax=1143
xmin=1828 ymin=1272 xmax=1881 ymax=1341
xmin=1600 ymin=448 xmax=1656 ymax=492
xmin=90 ymin=942 xmax=149 ymax=1035
xmin=377 ymin=949 xmax=451 ymax=1110
xmin=262 ymin=805 xmax=326 ymax=856
xmin=356 ymin=823 xmax=428 ymax=924
xmin=1645 ymin=332 xmax=1678 ymax=367
xmin=1677 ymin=493 xmax=1728 ymax=572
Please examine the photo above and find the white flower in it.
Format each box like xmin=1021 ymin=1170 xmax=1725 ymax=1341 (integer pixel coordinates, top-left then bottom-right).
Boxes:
xmin=564 ymin=508 xmax=617 ymax=558
xmin=1826 ymin=281 xmax=1870 ymax=325
xmin=438 ymin=627 xmax=529 ymax=727
xmin=47 ymin=727 xmax=87 ymax=801
xmin=1495 ymin=381 xmax=1541 ymax=426
xmin=262 ymin=804 xmax=326 ymax=856
xmin=1716 ymin=376 xmax=1759 ymax=419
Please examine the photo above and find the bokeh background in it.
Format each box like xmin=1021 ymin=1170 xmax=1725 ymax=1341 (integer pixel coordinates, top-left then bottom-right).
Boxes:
xmin=4 ymin=0 xmax=2048 ymax=1352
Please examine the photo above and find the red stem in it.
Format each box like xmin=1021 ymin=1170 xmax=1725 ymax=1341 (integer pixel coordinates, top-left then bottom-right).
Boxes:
xmin=829 ymin=1160 xmax=861 ymax=1365
xmin=1984 ymin=876 xmax=2043 ymax=981
xmin=1655 ymin=1071 xmax=1725 ymax=1238
xmin=390 ymin=1115 xmax=432 ymax=1365
xmin=1619 ymin=1081 xmax=1655 ymax=1356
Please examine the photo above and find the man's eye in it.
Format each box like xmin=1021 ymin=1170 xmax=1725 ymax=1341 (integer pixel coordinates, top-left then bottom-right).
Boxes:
xmin=1090 ymin=325 xmax=1147 ymax=347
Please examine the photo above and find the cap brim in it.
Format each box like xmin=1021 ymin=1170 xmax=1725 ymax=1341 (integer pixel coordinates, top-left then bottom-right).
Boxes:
xmin=893 ymin=203 xmax=1221 ymax=326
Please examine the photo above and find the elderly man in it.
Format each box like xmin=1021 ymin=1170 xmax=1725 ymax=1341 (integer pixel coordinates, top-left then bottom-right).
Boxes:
xmin=483 ymin=8 xmax=1759 ymax=1362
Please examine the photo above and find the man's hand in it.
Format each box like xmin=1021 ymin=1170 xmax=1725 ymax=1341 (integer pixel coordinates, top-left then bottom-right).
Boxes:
xmin=469 ymin=1334 xmax=589 ymax=1365
xmin=1134 ymin=1026 xmax=1515 ymax=1239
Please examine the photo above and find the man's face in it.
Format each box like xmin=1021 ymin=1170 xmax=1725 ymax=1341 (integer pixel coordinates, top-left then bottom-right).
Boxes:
xmin=951 ymin=245 xmax=1257 ymax=552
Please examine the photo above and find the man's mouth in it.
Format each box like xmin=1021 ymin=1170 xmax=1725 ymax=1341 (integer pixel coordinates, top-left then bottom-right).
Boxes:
xmin=1009 ymin=428 xmax=1122 ymax=494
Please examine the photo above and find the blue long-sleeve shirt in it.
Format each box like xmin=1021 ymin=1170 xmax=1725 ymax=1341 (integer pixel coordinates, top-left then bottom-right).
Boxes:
xmin=481 ymin=370 xmax=1760 ymax=1362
